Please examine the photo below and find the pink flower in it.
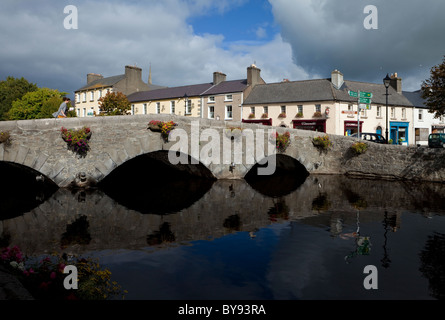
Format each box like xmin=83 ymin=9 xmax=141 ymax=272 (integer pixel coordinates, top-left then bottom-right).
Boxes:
xmin=50 ymin=271 xmax=57 ymax=280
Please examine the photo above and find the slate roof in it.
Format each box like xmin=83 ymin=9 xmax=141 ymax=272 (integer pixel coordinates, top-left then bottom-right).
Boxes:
xmin=128 ymin=83 xmax=214 ymax=102
xmin=403 ymin=90 xmax=426 ymax=108
xmin=243 ymin=78 xmax=416 ymax=107
xmin=128 ymin=79 xmax=249 ymax=103
xmin=76 ymin=74 xmax=126 ymax=92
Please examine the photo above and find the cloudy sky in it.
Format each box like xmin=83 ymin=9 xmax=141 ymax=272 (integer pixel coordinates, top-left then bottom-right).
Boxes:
xmin=1 ymin=0 xmax=444 ymax=97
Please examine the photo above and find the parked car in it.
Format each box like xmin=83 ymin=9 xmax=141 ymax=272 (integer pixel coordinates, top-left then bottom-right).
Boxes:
xmin=428 ymin=133 xmax=445 ymax=148
xmin=350 ymin=133 xmax=387 ymax=144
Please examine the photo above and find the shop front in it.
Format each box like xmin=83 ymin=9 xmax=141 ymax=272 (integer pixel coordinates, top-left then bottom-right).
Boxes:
xmin=390 ymin=121 xmax=409 ymax=145
xmin=292 ymin=119 xmax=326 ymax=132
xmin=344 ymin=121 xmax=363 ymax=136
xmin=242 ymin=118 xmax=272 ymax=126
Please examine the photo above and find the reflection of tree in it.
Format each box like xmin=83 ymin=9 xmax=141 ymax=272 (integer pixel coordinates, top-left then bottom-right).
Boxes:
xmin=344 ymin=212 xmax=371 ymax=264
xmin=61 ymin=215 xmax=92 ymax=248
xmin=146 ymin=222 xmax=176 ymax=246
xmin=312 ymin=193 xmax=330 ymax=213
xmin=419 ymin=232 xmax=445 ymax=300
xmin=268 ymin=198 xmax=289 ymax=222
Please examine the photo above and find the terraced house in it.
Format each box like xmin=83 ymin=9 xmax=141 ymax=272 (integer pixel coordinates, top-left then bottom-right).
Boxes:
xmin=74 ymin=65 xmax=163 ymax=117
xmin=242 ymin=70 xmax=420 ymax=145
xmin=127 ymin=64 xmax=265 ymax=120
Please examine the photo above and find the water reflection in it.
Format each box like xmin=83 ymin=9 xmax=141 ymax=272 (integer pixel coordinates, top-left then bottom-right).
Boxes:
xmin=1 ymin=173 xmax=445 ymax=299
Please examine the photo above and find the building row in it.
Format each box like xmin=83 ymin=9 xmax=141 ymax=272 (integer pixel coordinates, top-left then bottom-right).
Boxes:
xmin=74 ymin=64 xmax=444 ymax=146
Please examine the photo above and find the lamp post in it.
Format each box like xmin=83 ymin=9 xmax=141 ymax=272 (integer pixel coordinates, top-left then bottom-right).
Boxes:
xmin=383 ymin=74 xmax=391 ymax=144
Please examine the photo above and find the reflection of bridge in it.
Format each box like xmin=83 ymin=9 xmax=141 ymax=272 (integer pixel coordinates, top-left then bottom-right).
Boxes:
xmin=1 ymin=114 xmax=445 ymax=187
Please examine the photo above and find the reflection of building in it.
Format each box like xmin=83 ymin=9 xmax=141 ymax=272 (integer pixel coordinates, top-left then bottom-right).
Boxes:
xmin=74 ymin=65 xmax=164 ymax=117
xmin=242 ymin=70 xmax=419 ymax=145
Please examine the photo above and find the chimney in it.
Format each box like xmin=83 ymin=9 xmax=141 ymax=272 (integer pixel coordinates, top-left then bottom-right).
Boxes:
xmin=125 ymin=65 xmax=143 ymax=83
xmin=331 ymin=69 xmax=344 ymax=89
xmin=247 ymin=64 xmax=261 ymax=87
xmin=390 ymin=73 xmax=402 ymax=94
xmin=213 ymin=71 xmax=227 ymax=85
xmin=87 ymin=73 xmax=103 ymax=84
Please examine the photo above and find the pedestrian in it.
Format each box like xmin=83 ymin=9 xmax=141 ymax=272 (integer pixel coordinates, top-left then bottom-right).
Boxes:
xmin=53 ymin=97 xmax=70 ymax=118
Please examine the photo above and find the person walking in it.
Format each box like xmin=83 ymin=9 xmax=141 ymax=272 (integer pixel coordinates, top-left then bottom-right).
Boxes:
xmin=53 ymin=97 xmax=70 ymax=118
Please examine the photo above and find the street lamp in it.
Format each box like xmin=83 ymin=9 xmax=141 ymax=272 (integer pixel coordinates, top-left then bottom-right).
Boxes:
xmin=383 ymin=74 xmax=391 ymax=143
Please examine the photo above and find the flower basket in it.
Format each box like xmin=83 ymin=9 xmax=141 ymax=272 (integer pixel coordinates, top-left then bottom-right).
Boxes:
xmin=248 ymin=113 xmax=255 ymax=119
xmin=148 ymin=120 xmax=162 ymax=132
xmin=61 ymin=126 xmax=92 ymax=157
xmin=0 ymin=131 xmax=11 ymax=146
xmin=312 ymin=135 xmax=333 ymax=150
xmin=273 ymin=131 xmax=291 ymax=153
xmin=278 ymin=112 xmax=287 ymax=118
xmin=351 ymin=142 xmax=368 ymax=155
xmin=295 ymin=112 xmax=303 ymax=118
xmin=313 ymin=111 xmax=323 ymax=118
xmin=261 ymin=113 xmax=269 ymax=119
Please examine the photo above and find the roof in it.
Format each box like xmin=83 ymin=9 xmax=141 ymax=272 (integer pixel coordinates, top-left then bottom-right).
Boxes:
xmin=127 ymin=79 xmax=249 ymax=103
xmin=403 ymin=90 xmax=426 ymax=108
xmin=128 ymin=83 xmax=214 ymax=102
xmin=243 ymin=78 xmax=415 ymax=107
xmin=76 ymin=74 xmax=126 ymax=92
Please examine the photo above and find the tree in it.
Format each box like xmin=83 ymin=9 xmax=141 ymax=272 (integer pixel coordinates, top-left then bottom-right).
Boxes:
xmin=98 ymin=91 xmax=131 ymax=116
xmin=421 ymin=55 xmax=445 ymax=118
xmin=0 ymin=76 xmax=38 ymax=121
xmin=7 ymin=88 xmax=67 ymax=120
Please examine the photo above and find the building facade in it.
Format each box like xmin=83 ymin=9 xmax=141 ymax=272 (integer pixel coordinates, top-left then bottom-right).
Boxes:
xmin=243 ymin=70 xmax=419 ymax=145
xmin=74 ymin=65 xmax=163 ymax=117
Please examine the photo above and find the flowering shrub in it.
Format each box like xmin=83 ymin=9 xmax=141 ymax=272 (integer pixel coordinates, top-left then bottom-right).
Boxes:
xmin=351 ymin=142 xmax=368 ymax=155
xmin=61 ymin=126 xmax=91 ymax=157
xmin=275 ymin=132 xmax=291 ymax=153
xmin=1 ymin=246 xmax=126 ymax=300
xmin=313 ymin=135 xmax=333 ymax=150
xmin=0 ymin=131 xmax=11 ymax=146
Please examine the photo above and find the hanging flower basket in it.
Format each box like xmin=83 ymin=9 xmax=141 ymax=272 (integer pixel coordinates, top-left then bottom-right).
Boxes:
xmin=61 ymin=126 xmax=92 ymax=157
xmin=312 ymin=135 xmax=333 ymax=150
xmin=261 ymin=113 xmax=269 ymax=119
xmin=148 ymin=120 xmax=178 ymax=142
xmin=148 ymin=120 xmax=163 ymax=132
xmin=272 ymin=131 xmax=291 ymax=153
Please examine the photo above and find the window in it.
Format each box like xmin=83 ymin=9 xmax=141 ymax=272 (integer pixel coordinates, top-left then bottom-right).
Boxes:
xmin=82 ymin=108 xmax=86 ymax=117
xmin=250 ymin=107 xmax=255 ymax=116
xmin=209 ymin=106 xmax=215 ymax=119
xmin=208 ymin=96 xmax=215 ymax=103
xmin=418 ymin=110 xmax=423 ymax=121
xmin=76 ymin=108 xmax=80 ymax=117
xmin=391 ymin=107 xmax=395 ymax=118
xmin=226 ymin=105 xmax=233 ymax=120
xmin=131 ymin=105 xmax=135 ymax=115
xmin=98 ymin=90 xmax=102 ymax=99
xmin=225 ymin=94 xmax=233 ymax=101
xmin=402 ymin=108 xmax=406 ymax=119
xmin=263 ymin=106 xmax=268 ymax=115
xmin=76 ymin=93 xmax=80 ymax=104
xmin=298 ymin=105 xmax=303 ymax=114
xmin=348 ymin=104 xmax=353 ymax=112
xmin=377 ymin=106 xmax=381 ymax=117
xmin=186 ymin=100 xmax=192 ymax=115
xmin=171 ymin=101 xmax=175 ymax=114
xmin=90 ymin=91 xmax=94 ymax=101
xmin=281 ymin=106 xmax=286 ymax=114
xmin=315 ymin=104 xmax=321 ymax=113
xmin=82 ymin=92 xmax=86 ymax=103
xmin=143 ymin=104 xmax=147 ymax=115
xmin=156 ymin=102 xmax=161 ymax=114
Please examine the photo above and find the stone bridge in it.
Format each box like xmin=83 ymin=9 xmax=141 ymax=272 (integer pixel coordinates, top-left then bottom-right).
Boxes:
xmin=1 ymin=114 xmax=445 ymax=188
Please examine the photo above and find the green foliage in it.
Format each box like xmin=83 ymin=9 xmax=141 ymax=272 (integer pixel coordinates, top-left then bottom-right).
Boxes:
xmin=98 ymin=91 xmax=131 ymax=116
xmin=351 ymin=142 xmax=368 ymax=155
xmin=421 ymin=55 xmax=445 ymax=118
xmin=7 ymin=88 xmax=67 ymax=120
xmin=0 ymin=76 xmax=38 ymax=121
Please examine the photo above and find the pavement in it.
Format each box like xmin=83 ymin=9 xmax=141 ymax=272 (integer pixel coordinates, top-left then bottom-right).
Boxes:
xmin=0 ymin=266 xmax=34 ymax=300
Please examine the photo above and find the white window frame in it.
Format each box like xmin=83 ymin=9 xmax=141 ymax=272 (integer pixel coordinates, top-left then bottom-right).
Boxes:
xmin=186 ymin=100 xmax=192 ymax=115
xmin=156 ymin=102 xmax=161 ymax=114
xmin=82 ymin=92 xmax=86 ymax=103
xmin=208 ymin=96 xmax=215 ymax=103
xmin=225 ymin=94 xmax=233 ymax=102
xmin=90 ymin=91 xmax=94 ymax=101
xmin=418 ymin=109 xmax=423 ymax=121
xmin=226 ymin=105 xmax=233 ymax=120
xmin=377 ymin=106 xmax=381 ymax=117
xmin=208 ymin=106 xmax=215 ymax=119
xmin=170 ymin=101 xmax=175 ymax=114
xmin=315 ymin=104 xmax=321 ymax=113
xmin=281 ymin=105 xmax=286 ymax=114
xmin=391 ymin=107 xmax=395 ymax=118
xmin=143 ymin=104 xmax=147 ymax=115
xmin=263 ymin=106 xmax=268 ymax=115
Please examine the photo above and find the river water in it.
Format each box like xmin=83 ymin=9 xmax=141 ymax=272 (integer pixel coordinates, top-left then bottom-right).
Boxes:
xmin=1 ymin=168 xmax=445 ymax=300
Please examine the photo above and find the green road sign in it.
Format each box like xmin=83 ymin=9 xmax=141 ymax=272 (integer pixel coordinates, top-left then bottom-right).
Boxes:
xmin=349 ymin=90 xmax=358 ymax=98
xmin=360 ymin=92 xmax=373 ymax=98
xmin=359 ymin=97 xmax=371 ymax=104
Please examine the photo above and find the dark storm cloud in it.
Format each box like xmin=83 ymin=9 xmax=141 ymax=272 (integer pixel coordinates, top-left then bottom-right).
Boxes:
xmin=270 ymin=0 xmax=445 ymax=90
